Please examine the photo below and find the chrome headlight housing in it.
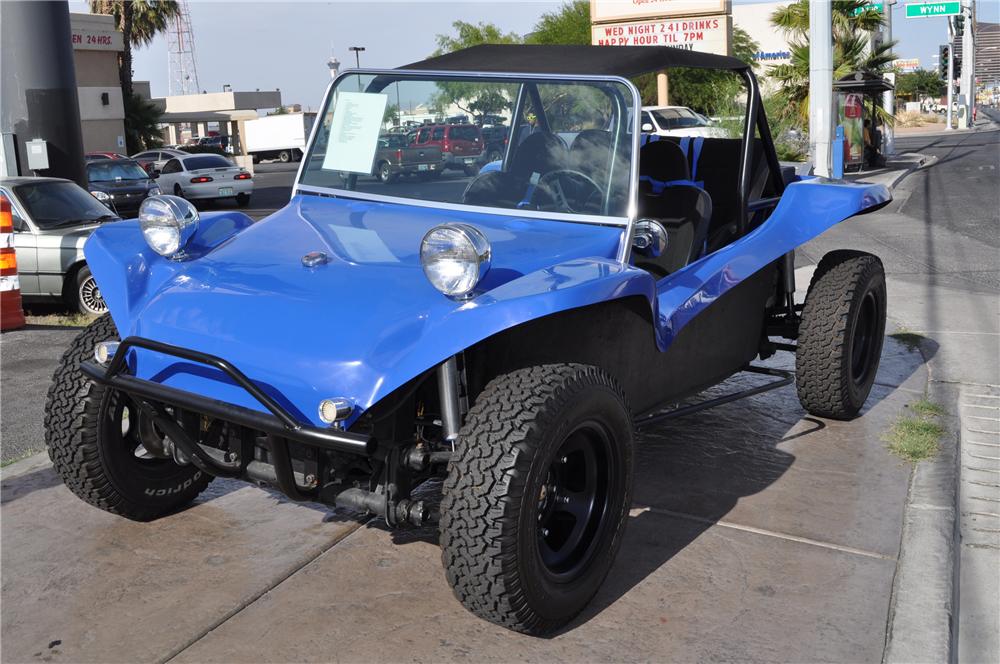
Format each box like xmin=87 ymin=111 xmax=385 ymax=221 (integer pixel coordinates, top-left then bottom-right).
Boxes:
xmin=420 ymin=223 xmax=491 ymax=298
xmin=138 ymin=195 xmax=199 ymax=258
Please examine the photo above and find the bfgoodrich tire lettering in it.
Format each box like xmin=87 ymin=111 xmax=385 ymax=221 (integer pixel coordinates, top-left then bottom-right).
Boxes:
xmin=440 ymin=364 xmax=633 ymax=635
xmin=44 ymin=315 xmax=211 ymax=521
xmin=796 ymin=250 xmax=887 ymax=419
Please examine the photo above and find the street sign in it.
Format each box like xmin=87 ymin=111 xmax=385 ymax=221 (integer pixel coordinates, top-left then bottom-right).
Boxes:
xmin=852 ymin=3 xmax=884 ymax=15
xmin=905 ymin=2 xmax=961 ymax=19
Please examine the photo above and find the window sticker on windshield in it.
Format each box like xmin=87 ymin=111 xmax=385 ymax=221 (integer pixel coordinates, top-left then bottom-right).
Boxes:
xmin=321 ymin=92 xmax=389 ymax=174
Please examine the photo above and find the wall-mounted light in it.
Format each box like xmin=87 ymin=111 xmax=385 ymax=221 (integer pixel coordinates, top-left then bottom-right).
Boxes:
xmin=100 ymin=92 xmax=109 ymax=106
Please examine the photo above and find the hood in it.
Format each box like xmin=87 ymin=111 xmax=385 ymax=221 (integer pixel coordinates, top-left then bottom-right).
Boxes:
xmin=88 ymin=194 xmax=625 ymax=426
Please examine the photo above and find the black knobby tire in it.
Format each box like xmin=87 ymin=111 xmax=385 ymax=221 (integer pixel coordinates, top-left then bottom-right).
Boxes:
xmin=440 ymin=364 xmax=633 ymax=635
xmin=796 ymin=250 xmax=887 ymax=419
xmin=44 ymin=315 xmax=211 ymax=520
xmin=70 ymin=265 xmax=107 ymax=315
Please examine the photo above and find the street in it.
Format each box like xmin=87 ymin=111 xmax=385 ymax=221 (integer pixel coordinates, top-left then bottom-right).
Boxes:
xmin=1 ymin=119 xmax=997 ymax=662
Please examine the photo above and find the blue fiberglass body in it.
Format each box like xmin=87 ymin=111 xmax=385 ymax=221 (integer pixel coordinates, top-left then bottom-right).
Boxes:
xmin=84 ymin=177 xmax=889 ymax=428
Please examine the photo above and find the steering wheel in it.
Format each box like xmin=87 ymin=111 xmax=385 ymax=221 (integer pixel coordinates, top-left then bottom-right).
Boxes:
xmin=529 ymin=170 xmax=603 ymax=215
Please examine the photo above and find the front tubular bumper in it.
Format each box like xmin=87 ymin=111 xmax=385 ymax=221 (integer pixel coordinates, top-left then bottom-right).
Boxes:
xmin=80 ymin=336 xmax=376 ymax=471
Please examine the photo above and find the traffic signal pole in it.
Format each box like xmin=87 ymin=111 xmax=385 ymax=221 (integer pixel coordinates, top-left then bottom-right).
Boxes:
xmin=947 ymin=18 xmax=955 ymax=130
xmin=959 ymin=0 xmax=975 ymax=126
xmin=809 ymin=0 xmax=834 ymax=177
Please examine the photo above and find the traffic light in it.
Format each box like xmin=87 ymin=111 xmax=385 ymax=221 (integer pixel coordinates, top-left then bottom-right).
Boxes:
xmin=939 ymin=44 xmax=950 ymax=78
xmin=954 ymin=15 xmax=964 ymax=37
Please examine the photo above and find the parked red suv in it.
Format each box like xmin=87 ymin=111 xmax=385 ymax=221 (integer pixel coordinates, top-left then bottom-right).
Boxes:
xmin=411 ymin=124 xmax=484 ymax=175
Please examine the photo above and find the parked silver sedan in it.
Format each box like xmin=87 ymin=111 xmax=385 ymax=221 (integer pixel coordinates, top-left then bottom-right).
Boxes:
xmin=0 ymin=177 xmax=119 ymax=315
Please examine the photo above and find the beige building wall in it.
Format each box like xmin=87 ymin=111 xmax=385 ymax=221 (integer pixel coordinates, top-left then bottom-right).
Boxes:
xmin=70 ymin=13 xmax=126 ymax=154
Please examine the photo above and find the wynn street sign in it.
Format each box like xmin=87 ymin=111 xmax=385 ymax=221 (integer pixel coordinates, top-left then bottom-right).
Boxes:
xmin=905 ymin=2 xmax=962 ymax=18
xmin=852 ymin=3 xmax=884 ymax=15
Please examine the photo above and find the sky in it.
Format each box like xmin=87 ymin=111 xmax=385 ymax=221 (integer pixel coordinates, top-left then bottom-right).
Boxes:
xmin=69 ymin=0 xmax=1000 ymax=110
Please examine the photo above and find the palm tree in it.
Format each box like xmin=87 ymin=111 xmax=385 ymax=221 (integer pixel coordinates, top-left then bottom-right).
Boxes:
xmin=768 ymin=0 xmax=896 ymax=126
xmin=88 ymin=1 xmax=180 ymax=98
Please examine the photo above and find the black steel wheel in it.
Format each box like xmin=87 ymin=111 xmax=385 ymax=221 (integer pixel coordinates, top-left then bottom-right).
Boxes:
xmin=44 ymin=315 xmax=211 ymax=520
xmin=796 ymin=250 xmax=887 ymax=419
xmin=440 ymin=364 xmax=633 ymax=635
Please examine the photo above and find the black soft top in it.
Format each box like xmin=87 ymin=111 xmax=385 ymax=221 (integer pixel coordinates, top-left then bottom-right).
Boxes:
xmin=400 ymin=44 xmax=750 ymax=77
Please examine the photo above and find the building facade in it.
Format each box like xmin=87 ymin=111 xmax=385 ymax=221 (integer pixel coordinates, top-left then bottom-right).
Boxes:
xmin=70 ymin=12 xmax=126 ymax=154
xmin=976 ymin=22 xmax=1000 ymax=90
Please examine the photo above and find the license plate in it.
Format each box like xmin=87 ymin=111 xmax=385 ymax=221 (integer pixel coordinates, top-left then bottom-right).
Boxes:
xmin=418 ymin=164 xmax=429 ymax=171
xmin=464 ymin=158 xmax=475 ymax=164
xmin=218 ymin=187 xmax=234 ymax=196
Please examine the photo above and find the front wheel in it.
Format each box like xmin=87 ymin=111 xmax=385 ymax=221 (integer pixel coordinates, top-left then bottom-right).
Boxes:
xmin=278 ymin=150 xmax=292 ymax=163
xmin=70 ymin=265 xmax=107 ymax=315
xmin=440 ymin=364 xmax=633 ymax=635
xmin=796 ymin=250 xmax=887 ymax=419
xmin=44 ymin=315 xmax=211 ymax=520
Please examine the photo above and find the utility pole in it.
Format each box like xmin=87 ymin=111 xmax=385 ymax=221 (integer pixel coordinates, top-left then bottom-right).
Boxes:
xmin=809 ymin=0 xmax=834 ymax=177
xmin=947 ymin=18 xmax=955 ymax=130
xmin=883 ymin=0 xmax=896 ymax=156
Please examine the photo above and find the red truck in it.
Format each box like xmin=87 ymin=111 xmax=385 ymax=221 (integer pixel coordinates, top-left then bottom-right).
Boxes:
xmin=410 ymin=124 xmax=484 ymax=175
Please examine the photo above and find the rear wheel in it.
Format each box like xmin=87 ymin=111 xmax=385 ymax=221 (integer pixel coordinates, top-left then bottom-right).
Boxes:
xmin=796 ymin=250 xmax=887 ymax=419
xmin=236 ymin=193 xmax=250 ymax=208
xmin=376 ymin=161 xmax=397 ymax=184
xmin=44 ymin=315 xmax=211 ymax=520
xmin=440 ymin=364 xmax=633 ymax=635
xmin=278 ymin=150 xmax=292 ymax=163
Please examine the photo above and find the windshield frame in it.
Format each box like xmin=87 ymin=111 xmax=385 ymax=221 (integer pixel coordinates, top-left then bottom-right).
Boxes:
xmin=294 ymin=69 xmax=642 ymax=241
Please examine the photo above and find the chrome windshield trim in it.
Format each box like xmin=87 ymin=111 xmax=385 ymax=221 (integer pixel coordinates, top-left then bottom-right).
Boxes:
xmin=293 ymin=184 xmax=629 ymax=227
xmin=295 ymin=68 xmax=641 ymax=238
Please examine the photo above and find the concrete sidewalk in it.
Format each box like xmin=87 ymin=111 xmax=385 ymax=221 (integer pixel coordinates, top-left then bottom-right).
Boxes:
xmin=1 ymin=331 xmax=929 ymax=663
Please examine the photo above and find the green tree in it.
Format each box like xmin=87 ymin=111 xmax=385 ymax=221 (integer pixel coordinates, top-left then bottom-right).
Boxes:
xmin=526 ymin=1 xmax=590 ymax=45
xmin=123 ymin=93 xmax=164 ymax=153
xmin=895 ymin=68 xmax=946 ymax=100
xmin=431 ymin=21 xmax=522 ymax=120
xmin=88 ymin=1 xmax=180 ymax=98
xmin=767 ymin=0 xmax=897 ymax=126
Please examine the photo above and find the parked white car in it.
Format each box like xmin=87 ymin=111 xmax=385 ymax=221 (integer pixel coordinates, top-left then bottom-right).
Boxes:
xmin=640 ymin=105 xmax=727 ymax=138
xmin=130 ymin=148 xmax=187 ymax=174
xmin=153 ymin=153 xmax=253 ymax=207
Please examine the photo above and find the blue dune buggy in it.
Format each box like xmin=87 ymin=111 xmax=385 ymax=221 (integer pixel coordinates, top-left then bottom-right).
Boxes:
xmin=46 ymin=45 xmax=889 ymax=634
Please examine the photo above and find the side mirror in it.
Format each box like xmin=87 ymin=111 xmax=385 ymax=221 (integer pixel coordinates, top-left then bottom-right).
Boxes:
xmin=641 ymin=122 xmax=654 ymax=133
xmin=632 ymin=219 xmax=668 ymax=258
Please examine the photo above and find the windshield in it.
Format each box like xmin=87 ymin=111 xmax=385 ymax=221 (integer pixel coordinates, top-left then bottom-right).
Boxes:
xmin=184 ymin=155 xmax=233 ymax=170
xmin=299 ymin=72 xmax=635 ymax=221
xmin=86 ymin=160 xmax=149 ymax=182
xmin=649 ymin=108 xmax=709 ymax=130
xmin=14 ymin=181 xmax=119 ymax=229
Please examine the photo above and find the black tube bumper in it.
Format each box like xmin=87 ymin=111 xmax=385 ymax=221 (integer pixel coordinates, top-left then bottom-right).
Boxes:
xmin=80 ymin=336 xmax=375 ymax=457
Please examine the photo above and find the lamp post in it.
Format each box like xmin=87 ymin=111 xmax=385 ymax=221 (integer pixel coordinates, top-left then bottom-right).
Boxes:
xmin=349 ymin=46 xmax=366 ymax=69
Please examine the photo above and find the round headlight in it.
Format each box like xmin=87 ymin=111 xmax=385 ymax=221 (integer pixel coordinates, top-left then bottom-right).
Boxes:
xmin=148 ymin=186 xmax=161 ymax=197
xmin=138 ymin=195 xmax=199 ymax=257
xmin=420 ymin=224 xmax=491 ymax=298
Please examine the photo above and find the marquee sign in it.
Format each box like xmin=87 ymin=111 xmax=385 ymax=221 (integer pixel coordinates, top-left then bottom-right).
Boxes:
xmin=592 ymin=15 xmax=731 ymax=54
xmin=591 ymin=0 xmax=731 ymax=23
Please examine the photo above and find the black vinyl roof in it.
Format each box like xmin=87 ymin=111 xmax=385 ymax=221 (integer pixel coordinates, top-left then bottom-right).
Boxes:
xmin=400 ymin=44 xmax=750 ymax=77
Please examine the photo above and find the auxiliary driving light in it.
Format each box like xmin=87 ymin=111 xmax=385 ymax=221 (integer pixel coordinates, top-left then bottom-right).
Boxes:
xmin=94 ymin=341 xmax=120 ymax=365
xmin=318 ymin=398 xmax=353 ymax=424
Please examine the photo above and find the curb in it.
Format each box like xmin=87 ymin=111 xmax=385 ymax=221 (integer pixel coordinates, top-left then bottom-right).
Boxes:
xmin=883 ymin=355 xmax=961 ymax=663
